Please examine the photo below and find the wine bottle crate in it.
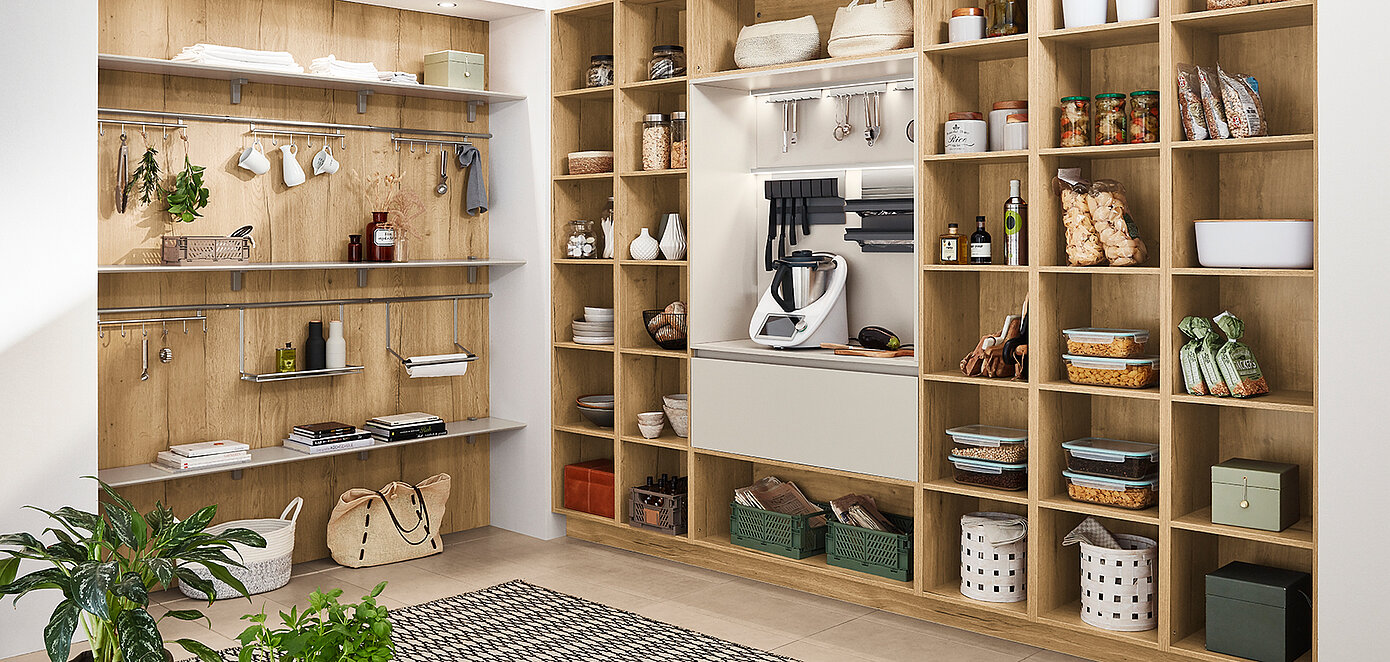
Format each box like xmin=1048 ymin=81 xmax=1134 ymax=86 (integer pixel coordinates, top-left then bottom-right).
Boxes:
xmin=628 ymin=486 xmax=688 ymax=535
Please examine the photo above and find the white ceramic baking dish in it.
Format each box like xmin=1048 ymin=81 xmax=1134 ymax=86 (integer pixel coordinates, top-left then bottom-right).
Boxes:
xmin=1194 ymin=219 xmax=1313 ymax=269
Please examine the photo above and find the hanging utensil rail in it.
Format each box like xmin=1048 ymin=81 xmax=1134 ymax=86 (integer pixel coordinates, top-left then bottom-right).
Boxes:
xmin=98 ymin=119 xmax=188 ymax=137
xmin=98 ymin=292 xmax=491 ymax=315
xmin=392 ymin=133 xmax=473 ymax=153
xmin=99 ymin=313 xmax=208 ymax=327
xmin=98 ymin=107 xmax=490 ymax=141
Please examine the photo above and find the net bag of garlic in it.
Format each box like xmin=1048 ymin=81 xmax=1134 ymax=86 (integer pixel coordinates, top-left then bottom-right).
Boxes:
xmin=1054 ymin=169 xmax=1105 ymax=267
xmin=1087 ymin=179 xmax=1149 ymax=266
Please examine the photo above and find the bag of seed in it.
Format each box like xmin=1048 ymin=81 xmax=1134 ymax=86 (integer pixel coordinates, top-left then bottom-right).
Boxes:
xmin=1178 ymin=316 xmax=1209 ymax=396
xmin=1213 ymin=311 xmax=1270 ymax=398
xmin=1217 ymin=64 xmax=1267 ymax=139
xmin=1188 ymin=316 xmax=1230 ymax=397
xmin=1196 ymin=65 xmax=1231 ymax=139
xmin=1176 ymin=64 xmax=1210 ymax=141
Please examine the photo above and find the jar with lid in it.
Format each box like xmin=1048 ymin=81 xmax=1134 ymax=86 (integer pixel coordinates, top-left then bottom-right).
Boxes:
xmin=642 ymin=113 xmax=671 ymax=171
xmin=1060 ymin=96 xmax=1090 ymax=147
xmin=949 ymin=7 xmax=986 ymax=43
xmin=989 ymin=100 xmax=1027 ymax=151
xmin=649 ymin=45 xmax=686 ymax=80
xmin=986 ymin=0 xmax=1026 ymax=37
xmin=1003 ymin=113 xmax=1029 ymax=151
xmin=944 ymin=111 xmax=987 ymax=154
xmin=1094 ymin=92 xmax=1127 ymax=145
xmin=669 ymin=111 xmax=688 ymax=169
xmin=365 ymin=212 xmax=395 ymax=262
xmin=1128 ymin=90 xmax=1159 ymax=144
xmin=565 ymin=220 xmax=598 ymax=258
xmin=586 ymin=55 xmax=613 ymax=88
xmin=347 ymin=234 xmax=363 ymax=262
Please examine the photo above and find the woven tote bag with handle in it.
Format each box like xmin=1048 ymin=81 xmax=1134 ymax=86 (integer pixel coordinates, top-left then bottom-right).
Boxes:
xmin=328 ymin=474 xmax=451 ymax=568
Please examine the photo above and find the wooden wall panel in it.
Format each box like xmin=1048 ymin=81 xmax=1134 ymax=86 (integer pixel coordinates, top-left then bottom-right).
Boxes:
xmin=97 ymin=0 xmax=495 ymax=562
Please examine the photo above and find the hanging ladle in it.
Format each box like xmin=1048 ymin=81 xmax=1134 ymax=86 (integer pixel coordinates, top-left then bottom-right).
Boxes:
xmin=436 ymin=147 xmax=449 ymax=195
xmin=140 ymin=330 xmax=149 ymax=381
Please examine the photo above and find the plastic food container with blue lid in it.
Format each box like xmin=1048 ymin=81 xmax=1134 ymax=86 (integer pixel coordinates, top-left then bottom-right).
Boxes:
xmin=947 ymin=425 xmax=1028 ymax=463
xmin=950 ymin=456 xmax=1028 ymax=491
xmin=1062 ymin=327 xmax=1150 ymax=357
xmin=1062 ymin=437 xmax=1159 ymax=479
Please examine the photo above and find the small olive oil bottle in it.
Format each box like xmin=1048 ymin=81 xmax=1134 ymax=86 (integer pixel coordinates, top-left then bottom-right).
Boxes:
xmin=276 ymin=342 xmax=297 ymax=373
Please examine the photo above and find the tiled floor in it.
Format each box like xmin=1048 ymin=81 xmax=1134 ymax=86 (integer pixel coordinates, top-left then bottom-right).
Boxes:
xmin=2 ymin=527 xmax=1090 ymax=662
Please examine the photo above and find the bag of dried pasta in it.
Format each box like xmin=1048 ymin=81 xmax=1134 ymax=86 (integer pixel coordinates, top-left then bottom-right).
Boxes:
xmin=1213 ymin=311 xmax=1269 ymax=398
xmin=1178 ymin=316 xmax=1208 ymax=396
xmin=1188 ymin=316 xmax=1230 ymax=397
xmin=1197 ymin=65 xmax=1231 ymax=139
xmin=1176 ymin=64 xmax=1209 ymax=141
xmin=1054 ymin=168 xmax=1105 ymax=266
xmin=1087 ymin=179 xmax=1149 ymax=266
xmin=1217 ymin=64 xmax=1267 ymax=139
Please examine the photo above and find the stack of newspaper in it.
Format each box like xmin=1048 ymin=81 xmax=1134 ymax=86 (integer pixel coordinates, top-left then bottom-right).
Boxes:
xmin=734 ymin=477 xmax=827 ymax=527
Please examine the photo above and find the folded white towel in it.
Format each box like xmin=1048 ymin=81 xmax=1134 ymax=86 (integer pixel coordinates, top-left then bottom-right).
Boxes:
xmin=175 ymin=44 xmax=299 ymax=66
xmin=172 ymin=53 xmax=305 ymax=73
xmin=378 ymin=71 xmax=419 ymax=84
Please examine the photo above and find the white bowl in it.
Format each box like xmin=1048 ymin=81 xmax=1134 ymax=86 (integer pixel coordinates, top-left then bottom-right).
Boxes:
xmin=636 ymin=411 xmax=665 ymax=425
xmin=584 ymin=306 xmax=614 ymax=316
xmin=1194 ymin=219 xmax=1313 ymax=269
xmin=638 ymin=422 xmax=665 ymax=439
xmin=662 ymin=393 xmax=689 ymax=410
xmin=577 ymin=395 xmax=615 ymax=409
xmin=665 ymin=409 xmax=689 ymax=438
xmin=573 ymin=336 xmax=614 ymax=345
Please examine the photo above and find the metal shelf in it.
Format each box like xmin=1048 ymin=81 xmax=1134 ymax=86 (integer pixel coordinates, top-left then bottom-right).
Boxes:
xmin=97 ymin=417 xmax=525 ymax=488
xmin=98 ymin=258 xmax=525 ymax=290
xmin=240 ymin=365 xmax=365 ymax=382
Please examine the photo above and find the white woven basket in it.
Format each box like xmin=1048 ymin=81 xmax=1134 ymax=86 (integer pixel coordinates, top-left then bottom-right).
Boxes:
xmin=1078 ymin=533 xmax=1157 ymax=632
xmin=959 ymin=512 xmax=1027 ymax=603
xmin=179 ymin=498 xmax=302 ymax=600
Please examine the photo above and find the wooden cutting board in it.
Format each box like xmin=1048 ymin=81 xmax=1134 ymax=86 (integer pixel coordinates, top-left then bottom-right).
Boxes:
xmin=819 ymin=343 xmax=915 ymax=358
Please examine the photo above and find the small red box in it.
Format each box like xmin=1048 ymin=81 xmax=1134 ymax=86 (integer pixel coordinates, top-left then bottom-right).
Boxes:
xmin=562 ymin=459 xmax=614 ymax=517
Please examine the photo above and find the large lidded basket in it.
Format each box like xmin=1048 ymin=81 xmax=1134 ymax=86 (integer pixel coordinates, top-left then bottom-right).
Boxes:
xmin=959 ymin=512 xmax=1027 ymax=603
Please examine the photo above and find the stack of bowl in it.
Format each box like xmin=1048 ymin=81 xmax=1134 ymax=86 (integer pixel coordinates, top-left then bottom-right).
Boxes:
xmin=576 ymin=394 xmax=614 ymax=428
xmin=573 ymin=307 xmax=614 ymax=345
xmin=662 ymin=393 xmax=689 ymax=438
xmin=636 ymin=411 xmax=666 ymax=439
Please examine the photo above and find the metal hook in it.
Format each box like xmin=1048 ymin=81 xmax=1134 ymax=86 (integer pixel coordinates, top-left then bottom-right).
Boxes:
xmin=308 ymin=134 xmax=314 ymax=148
xmin=120 ymin=124 xmax=127 ymax=140
xmin=182 ymin=320 xmax=188 ymax=334
xmin=410 ymin=142 xmax=416 ymax=153
xmin=272 ymin=135 xmax=279 ymax=146
xmin=163 ymin=125 xmax=169 ymax=141
xmin=394 ymin=141 xmax=401 ymax=152
xmin=99 ymin=327 xmax=105 ymax=338
xmin=340 ymin=135 xmax=346 ymax=151
xmin=99 ymin=124 xmax=105 ymax=136
xmin=142 ymin=326 xmax=147 ymax=338
xmin=141 ymin=124 xmax=148 ymax=142
xmin=120 ymin=325 xmax=126 ymax=338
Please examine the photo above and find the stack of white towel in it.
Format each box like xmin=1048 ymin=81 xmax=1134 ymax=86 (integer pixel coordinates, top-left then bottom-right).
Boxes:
xmin=310 ymin=55 xmax=381 ymax=81
xmin=378 ymin=71 xmax=420 ymax=85
xmin=172 ymin=44 xmax=304 ymax=73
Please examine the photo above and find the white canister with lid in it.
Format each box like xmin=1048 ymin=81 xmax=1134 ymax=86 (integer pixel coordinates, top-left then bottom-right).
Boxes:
xmin=945 ymin=111 xmax=987 ymax=154
xmin=1003 ymin=113 xmax=1029 ymax=151
xmin=948 ymin=7 xmax=987 ymax=43
xmin=988 ymin=100 xmax=1027 ymax=151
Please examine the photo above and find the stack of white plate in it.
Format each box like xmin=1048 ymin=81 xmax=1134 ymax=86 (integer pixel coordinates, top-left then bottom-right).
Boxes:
xmin=573 ymin=307 xmax=614 ymax=345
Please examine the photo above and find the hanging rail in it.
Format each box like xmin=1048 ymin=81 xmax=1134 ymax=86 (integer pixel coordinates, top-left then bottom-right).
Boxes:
xmin=98 ymin=107 xmax=490 ymax=141
xmin=97 ymin=119 xmax=188 ymax=138
xmin=391 ymin=133 xmax=474 ymax=153
xmin=98 ymin=292 xmax=491 ymax=316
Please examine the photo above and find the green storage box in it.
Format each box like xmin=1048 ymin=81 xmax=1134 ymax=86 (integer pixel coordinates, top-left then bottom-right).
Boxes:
xmin=1211 ymin=458 xmax=1299 ymax=532
xmin=424 ymin=50 xmax=485 ymax=90
xmin=1206 ymin=561 xmax=1312 ymax=662
xmin=826 ymin=512 xmax=914 ymax=582
xmin=729 ymin=501 xmax=828 ymax=560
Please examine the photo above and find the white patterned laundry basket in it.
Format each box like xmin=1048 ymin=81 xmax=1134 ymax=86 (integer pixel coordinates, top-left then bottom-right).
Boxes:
xmin=179 ymin=497 xmax=302 ymax=600
xmin=1078 ymin=533 xmax=1157 ymax=632
xmin=959 ymin=512 xmax=1027 ymax=603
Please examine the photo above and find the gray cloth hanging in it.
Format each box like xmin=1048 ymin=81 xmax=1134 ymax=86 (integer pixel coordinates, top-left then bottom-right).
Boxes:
xmin=456 ymin=144 xmax=488 ymax=216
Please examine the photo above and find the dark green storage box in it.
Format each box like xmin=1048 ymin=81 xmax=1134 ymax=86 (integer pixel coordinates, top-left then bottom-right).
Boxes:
xmin=1206 ymin=561 xmax=1312 ymax=662
xmin=729 ymin=501 xmax=828 ymax=560
xmin=826 ymin=512 xmax=914 ymax=582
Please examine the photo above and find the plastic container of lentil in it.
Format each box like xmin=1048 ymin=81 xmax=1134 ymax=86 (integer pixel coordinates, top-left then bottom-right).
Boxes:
xmin=1062 ymin=437 xmax=1158 ymax=480
xmin=950 ymin=457 xmax=1027 ymax=491
xmin=947 ymin=425 xmax=1028 ymax=463
xmin=1062 ymin=354 xmax=1160 ymax=389
xmin=1063 ymin=470 xmax=1158 ymax=510
xmin=1062 ymin=327 xmax=1150 ymax=357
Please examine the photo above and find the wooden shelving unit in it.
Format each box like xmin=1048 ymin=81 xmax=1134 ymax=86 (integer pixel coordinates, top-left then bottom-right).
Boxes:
xmin=551 ymin=0 xmax=1317 ymax=660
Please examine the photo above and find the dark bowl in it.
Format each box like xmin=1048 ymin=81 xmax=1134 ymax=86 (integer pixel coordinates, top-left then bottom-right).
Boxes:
xmin=642 ymin=310 xmax=688 ymax=350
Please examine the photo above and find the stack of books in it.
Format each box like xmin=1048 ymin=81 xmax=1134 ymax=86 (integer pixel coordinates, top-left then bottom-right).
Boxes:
xmin=284 ymin=422 xmax=374 ymax=455
xmin=364 ymin=412 xmax=447 ymax=442
xmin=156 ymin=440 xmax=251 ymax=472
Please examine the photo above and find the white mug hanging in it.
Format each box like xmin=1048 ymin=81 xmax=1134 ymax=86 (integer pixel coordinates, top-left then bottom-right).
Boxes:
xmin=312 ymin=145 xmax=340 ymax=176
xmin=280 ymin=143 xmax=306 ymax=187
xmin=238 ymin=139 xmax=270 ymax=175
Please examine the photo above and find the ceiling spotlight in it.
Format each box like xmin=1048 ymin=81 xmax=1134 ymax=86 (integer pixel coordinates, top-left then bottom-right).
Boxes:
xmin=438 ymin=2 xmax=457 ymax=6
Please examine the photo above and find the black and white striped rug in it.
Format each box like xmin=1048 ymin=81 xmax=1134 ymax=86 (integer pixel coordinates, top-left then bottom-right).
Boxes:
xmin=195 ymin=580 xmax=795 ymax=661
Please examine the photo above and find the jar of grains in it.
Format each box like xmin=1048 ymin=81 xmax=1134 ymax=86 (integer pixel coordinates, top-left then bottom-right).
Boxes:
xmin=586 ymin=55 xmax=614 ymax=88
xmin=1128 ymin=90 xmax=1159 ymax=144
xmin=565 ymin=220 xmax=598 ymax=258
xmin=642 ymin=113 xmax=671 ymax=171
xmin=1060 ymin=96 xmax=1090 ymax=147
xmin=649 ymin=45 xmax=686 ymax=80
xmin=1094 ymin=92 xmax=1127 ymax=145
xmin=669 ymin=111 xmax=688 ymax=169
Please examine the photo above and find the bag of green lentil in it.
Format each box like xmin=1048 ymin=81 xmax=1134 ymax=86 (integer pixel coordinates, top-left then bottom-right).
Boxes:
xmin=1178 ymin=316 xmax=1209 ymax=396
xmin=1187 ymin=316 xmax=1230 ymax=397
xmin=1213 ymin=311 xmax=1269 ymax=398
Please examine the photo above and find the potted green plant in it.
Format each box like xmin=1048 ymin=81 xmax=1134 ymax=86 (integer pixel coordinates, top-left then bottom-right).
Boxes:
xmin=236 ymin=583 xmax=395 ymax=662
xmin=0 ymin=478 xmax=267 ymax=662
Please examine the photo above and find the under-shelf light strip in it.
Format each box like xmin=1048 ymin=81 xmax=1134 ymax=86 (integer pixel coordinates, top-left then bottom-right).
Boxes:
xmin=750 ymin=76 xmax=914 ymax=100
xmin=99 ymin=107 xmax=490 ymax=141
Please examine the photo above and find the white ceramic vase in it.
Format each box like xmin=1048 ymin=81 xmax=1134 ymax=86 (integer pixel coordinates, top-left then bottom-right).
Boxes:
xmin=280 ymin=143 xmax=305 ymax=187
xmin=629 ymin=228 xmax=660 ymax=260
xmin=601 ymin=218 xmax=615 ymax=259
xmin=658 ymin=214 xmax=686 ymax=260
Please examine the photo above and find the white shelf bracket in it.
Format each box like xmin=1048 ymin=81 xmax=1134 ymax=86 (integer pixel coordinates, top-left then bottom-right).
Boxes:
xmin=231 ymin=271 xmax=245 ymax=291
xmin=467 ymin=266 xmax=478 ymax=284
xmin=356 ymin=89 xmax=373 ymax=114
xmin=467 ymin=101 xmax=482 ymax=123
xmin=230 ymin=78 xmax=248 ymax=104
xmin=357 ymin=268 xmax=368 ymax=288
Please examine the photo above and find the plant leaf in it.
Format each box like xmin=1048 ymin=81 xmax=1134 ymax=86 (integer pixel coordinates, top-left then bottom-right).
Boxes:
xmin=42 ymin=599 xmax=80 ymax=662
xmin=173 ymin=638 xmax=222 ymax=662
xmin=103 ymin=502 xmax=139 ymax=552
xmin=162 ymin=608 xmax=207 ymax=622
xmin=212 ymin=528 xmax=267 ymax=550
xmin=93 ymin=478 xmax=137 ymax=515
xmin=0 ymin=567 xmax=68 ymax=604
xmin=115 ymin=607 xmax=164 ymax=662
xmin=145 ymin=557 xmax=174 ymax=588
xmin=0 ymin=532 xmax=47 ymax=553
xmin=72 ymin=560 xmax=119 ymax=618
xmin=174 ymin=567 xmax=215 ymax=603
xmin=201 ymin=561 xmax=252 ymax=600
xmin=112 ymin=571 xmax=149 ymax=607
xmin=45 ymin=540 xmax=89 ymax=565
xmin=54 ymin=506 xmax=102 ymax=534
xmin=165 ymin=505 xmax=217 ymax=548
xmin=147 ymin=503 xmax=176 ymax=538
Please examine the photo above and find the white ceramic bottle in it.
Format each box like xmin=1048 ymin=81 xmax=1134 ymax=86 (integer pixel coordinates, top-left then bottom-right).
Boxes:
xmin=325 ymin=320 xmax=347 ymax=369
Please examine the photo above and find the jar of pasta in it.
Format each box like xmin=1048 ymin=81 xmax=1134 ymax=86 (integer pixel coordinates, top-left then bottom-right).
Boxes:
xmin=1060 ymin=96 xmax=1089 ymax=147
xmin=1094 ymin=93 xmax=1127 ymax=145
xmin=669 ymin=111 xmax=688 ymax=169
xmin=642 ymin=113 xmax=671 ymax=171
xmin=1128 ymin=90 xmax=1159 ymax=144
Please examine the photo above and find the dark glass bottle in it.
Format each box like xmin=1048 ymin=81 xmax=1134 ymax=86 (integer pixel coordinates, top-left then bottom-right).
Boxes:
xmin=347 ymin=235 xmax=363 ymax=262
xmin=305 ymin=321 xmax=326 ymax=371
xmin=969 ymin=216 xmax=993 ymax=265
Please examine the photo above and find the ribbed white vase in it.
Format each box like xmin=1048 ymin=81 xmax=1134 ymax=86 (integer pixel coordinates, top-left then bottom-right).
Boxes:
xmin=601 ymin=218 xmax=615 ymax=259
xmin=629 ymin=228 xmax=660 ymax=260
xmin=658 ymin=214 xmax=686 ymax=260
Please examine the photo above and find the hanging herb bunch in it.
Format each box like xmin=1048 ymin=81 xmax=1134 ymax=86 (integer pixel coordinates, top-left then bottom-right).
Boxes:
xmin=167 ymin=156 xmax=210 ymax=223
xmin=125 ymin=146 xmax=166 ymax=207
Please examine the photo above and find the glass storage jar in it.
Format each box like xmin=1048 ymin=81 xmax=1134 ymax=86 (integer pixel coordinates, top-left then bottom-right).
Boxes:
xmin=586 ymin=55 xmax=614 ymax=88
xmin=565 ymin=219 xmax=598 ymax=258
xmin=669 ymin=111 xmax=688 ymax=169
xmin=986 ymin=0 xmax=1026 ymax=37
xmin=1094 ymin=92 xmax=1127 ymax=145
xmin=642 ymin=113 xmax=671 ymax=171
xmin=649 ymin=45 xmax=686 ymax=80
xmin=1060 ymin=96 xmax=1089 ymax=147
xmin=1128 ymin=90 xmax=1159 ymax=144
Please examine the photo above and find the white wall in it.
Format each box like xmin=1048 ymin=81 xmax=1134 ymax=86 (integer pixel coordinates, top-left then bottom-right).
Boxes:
xmin=1316 ymin=5 xmax=1390 ymax=658
xmin=487 ymin=8 xmax=565 ymax=540
xmin=0 ymin=2 xmax=99 ymax=657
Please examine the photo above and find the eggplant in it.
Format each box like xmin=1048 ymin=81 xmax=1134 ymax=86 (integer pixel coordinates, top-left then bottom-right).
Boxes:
xmin=857 ymin=325 xmax=901 ymax=351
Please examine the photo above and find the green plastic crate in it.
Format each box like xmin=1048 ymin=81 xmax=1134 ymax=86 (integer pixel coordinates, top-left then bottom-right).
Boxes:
xmin=729 ymin=501 xmax=829 ymax=560
xmin=826 ymin=512 xmax=914 ymax=582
